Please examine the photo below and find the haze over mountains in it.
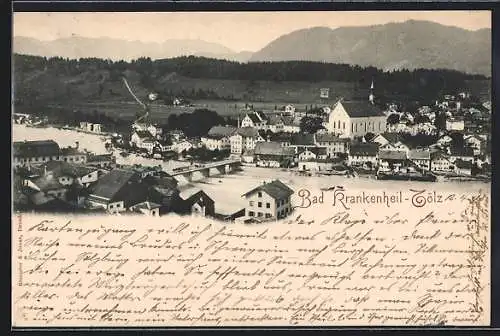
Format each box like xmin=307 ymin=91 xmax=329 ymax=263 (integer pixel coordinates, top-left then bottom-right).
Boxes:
xmin=14 ymin=20 xmax=491 ymax=76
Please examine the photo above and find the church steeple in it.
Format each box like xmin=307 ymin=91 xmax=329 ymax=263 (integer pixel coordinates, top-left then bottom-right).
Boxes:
xmin=369 ymin=79 xmax=375 ymax=104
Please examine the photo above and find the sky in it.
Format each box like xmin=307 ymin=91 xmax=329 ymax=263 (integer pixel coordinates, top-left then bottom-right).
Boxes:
xmin=13 ymin=11 xmax=491 ymax=52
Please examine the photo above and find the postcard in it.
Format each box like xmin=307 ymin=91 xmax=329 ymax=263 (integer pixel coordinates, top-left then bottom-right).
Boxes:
xmin=11 ymin=11 xmax=491 ymax=327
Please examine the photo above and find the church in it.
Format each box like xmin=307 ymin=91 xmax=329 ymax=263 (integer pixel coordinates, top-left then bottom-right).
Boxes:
xmin=326 ymin=81 xmax=387 ymax=138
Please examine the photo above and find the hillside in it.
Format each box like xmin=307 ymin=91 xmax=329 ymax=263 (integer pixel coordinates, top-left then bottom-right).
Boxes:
xmin=249 ymin=20 xmax=491 ymax=76
xmin=13 ymin=36 xmax=251 ymax=62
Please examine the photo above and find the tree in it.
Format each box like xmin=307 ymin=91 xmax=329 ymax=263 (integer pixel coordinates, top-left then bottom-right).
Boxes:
xmin=387 ymin=113 xmax=400 ymax=125
xmin=434 ymin=112 xmax=448 ymax=131
xmin=300 ymin=116 xmax=324 ymax=134
xmin=414 ymin=114 xmax=430 ymax=124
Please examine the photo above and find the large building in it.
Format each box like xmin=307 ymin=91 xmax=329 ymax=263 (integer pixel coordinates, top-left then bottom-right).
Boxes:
xmin=242 ymin=179 xmax=294 ymax=220
xmin=13 ymin=140 xmax=87 ymax=168
xmin=230 ymin=127 xmax=265 ymax=155
xmin=326 ymin=100 xmax=387 ymax=138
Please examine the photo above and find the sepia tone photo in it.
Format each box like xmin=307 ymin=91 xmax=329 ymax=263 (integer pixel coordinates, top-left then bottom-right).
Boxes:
xmin=11 ymin=11 xmax=491 ymax=327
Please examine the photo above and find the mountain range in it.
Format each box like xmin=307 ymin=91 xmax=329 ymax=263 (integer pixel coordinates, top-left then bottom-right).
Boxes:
xmin=13 ymin=20 xmax=491 ymax=76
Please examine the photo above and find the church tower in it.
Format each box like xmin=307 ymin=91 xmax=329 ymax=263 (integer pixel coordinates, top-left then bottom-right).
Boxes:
xmin=369 ymin=79 xmax=375 ymax=104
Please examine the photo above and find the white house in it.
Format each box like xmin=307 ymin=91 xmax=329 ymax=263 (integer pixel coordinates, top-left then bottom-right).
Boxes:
xmin=348 ymin=143 xmax=379 ymax=167
xmin=285 ymin=104 xmax=296 ymax=115
xmin=314 ymin=133 xmax=349 ymax=158
xmin=326 ymin=100 xmax=387 ymax=138
xmin=230 ymin=127 xmax=265 ymax=155
xmin=446 ymin=117 xmax=465 ymax=131
xmin=200 ymin=135 xmax=231 ymax=151
xmin=241 ymin=112 xmax=268 ymax=130
xmin=430 ymin=152 xmax=456 ymax=173
xmin=131 ymin=130 xmax=156 ymax=150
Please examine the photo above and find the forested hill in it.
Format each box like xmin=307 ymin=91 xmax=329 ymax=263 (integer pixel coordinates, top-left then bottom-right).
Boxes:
xmin=13 ymin=54 xmax=489 ymax=106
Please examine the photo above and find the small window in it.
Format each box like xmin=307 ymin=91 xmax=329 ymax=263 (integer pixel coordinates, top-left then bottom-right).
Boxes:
xmin=249 ymin=201 xmax=254 ymax=206
xmin=258 ymin=212 xmax=263 ymax=217
xmin=249 ymin=211 xmax=255 ymax=216
xmin=258 ymin=192 xmax=262 ymax=197
xmin=258 ymin=202 xmax=262 ymax=207
xmin=265 ymin=213 xmax=272 ymax=218
xmin=109 ymin=204 xmax=114 ymax=209
xmin=266 ymin=203 xmax=270 ymax=208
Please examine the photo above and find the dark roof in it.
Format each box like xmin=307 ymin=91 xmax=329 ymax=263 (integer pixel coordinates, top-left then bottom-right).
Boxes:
xmin=349 ymin=143 xmax=379 ymax=156
xmin=450 ymin=146 xmax=474 ymax=157
xmin=29 ymin=175 xmax=65 ymax=192
xmin=455 ymin=159 xmax=472 ymax=169
xmin=236 ymin=127 xmax=262 ymax=138
xmin=208 ymin=126 xmax=237 ymax=137
xmin=242 ymin=179 xmax=294 ymax=200
xmin=247 ymin=113 xmax=261 ymax=124
xmin=291 ymin=134 xmax=316 ymax=146
xmin=378 ymin=132 xmax=402 ymax=144
xmin=379 ymin=150 xmax=407 ymax=161
xmin=13 ymin=140 xmax=60 ymax=158
xmin=182 ymin=190 xmax=214 ymax=207
xmin=339 ymin=101 xmax=386 ymax=118
xmin=254 ymin=142 xmax=295 ymax=156
xmin=315 ymin=133 xmax=349 ymax=143
xmin=89 ymin=168 xmax=139 ymax=201
xmin=268 ymin=115 xmax=284 ymax=125
xmin=60 ymin=147 xmax=86 ymax=156
xmin=281 ymin=116 xmax=300 ymax=126
xmin=130 ymin=201 xmax=162 ymax=211
xmin=134 ymin=130 xmax=154 ymax=139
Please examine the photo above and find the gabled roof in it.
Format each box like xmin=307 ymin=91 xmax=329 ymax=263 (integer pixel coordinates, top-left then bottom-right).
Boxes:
xmin=208 ymin=126 xmax=237 ymax=137
xmin=281 ymin=116 xmax=300 ymax=126
xmin=315 ymin=133 xmax=349 ymax=143
xmin=338 ymin=101 xmax=386 ymax=118
xmin=87 ymin=153 xmax=114 ymax=162
xmin=349 ymin=143 xmax=379 ymax=156
xmin=408 ymin=150 xmax=431 ymax=160
xmin=13 ymin=140 xmax=60 ymax=158
xmin=60 ymin=147 xmax=86 ymax=156
xmin=89 ymin=168 xmax=140 ymax=201
xmin=235 ymin=127 xmax=262 ymax=138
xmin=134 ymin=130 xmax=154 ymax=139
xmin=242 ymin=179 xmax=294 ymax=200
xmin=455 ymin=159 xmax=472 ymax=169
xmin=254 ymin=142 xmax=295 ymax=156
xmin=131 ymin=201 xmax=162 ymax=211
xmin=377 ymin=132 xmax=402 ymax=144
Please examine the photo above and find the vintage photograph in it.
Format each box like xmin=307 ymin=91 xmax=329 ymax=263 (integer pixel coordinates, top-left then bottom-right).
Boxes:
xmin=11 ymin=11 xmax=492 ymax=327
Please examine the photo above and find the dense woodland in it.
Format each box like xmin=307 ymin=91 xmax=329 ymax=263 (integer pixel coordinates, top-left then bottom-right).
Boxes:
xmin=14 ymin=54 xmax=488 ymax=104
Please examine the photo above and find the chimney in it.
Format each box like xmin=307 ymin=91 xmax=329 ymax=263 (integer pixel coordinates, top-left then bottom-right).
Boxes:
xmin=75 ymin=141 xmax=79 ymax=149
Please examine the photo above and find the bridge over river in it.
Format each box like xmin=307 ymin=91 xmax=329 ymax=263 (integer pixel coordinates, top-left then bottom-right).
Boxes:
xmin=167 ymin=159 xmax=242 ymax=182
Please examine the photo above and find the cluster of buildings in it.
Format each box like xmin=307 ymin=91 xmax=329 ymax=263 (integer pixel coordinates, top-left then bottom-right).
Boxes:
xmin=12 ymin=139 xmax=296 ymax=223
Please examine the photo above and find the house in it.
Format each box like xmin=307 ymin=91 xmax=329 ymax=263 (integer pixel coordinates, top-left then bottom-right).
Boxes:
xmin=230 ymin=127 xmax=265 ymax=155
xmin=33 ymin=161 xmax=105 ymax=188
xmin=378 ymin=151 xmax=408 ymax=172
xmin=129 ymin=201 xmax=161 ymax=216
xmin=298 ymin=157 xmax=344 ymax=172
xmin=348 ymin=143 xmax=379 ymax=168
xmin=242 ymin=180 xmax=294 ymax=220
xmin=24 ymin=174 xmax=68 ymax=201
xmin=282 ymin=116 xmax=301 ymax=133
xmin=13 ymin=140 xmax=62 ymax=168
xmin=379 ymin=141 xmax=410 ymax=155
xmin=207 ymin=125 xmax=237 ymax=138
xmin=454 ymin=159 xmax=472 ymax=176
xmin=86 ymin=154 xmax=116 ymax=169
xmin=449 ymin=147 xmax=475 ymax=163
xmin=178 ymin=189 xmax=215 ymax=217
xmin=80 ymin=122 xmax=102 ymax=133
xmin=131 ymin=130 xmax=157 ymax=151
xmin=267 ymin=115 xmax=285 ymax=133
xmin=242 ymin=150 xmax=255 ymax=163
xmin=297 ymin=147 xmax=328 ymax=161
xmin=142 ymin=175 xmax=181 ymax=215
xmin=13 ymin=140 xmax=87 ymax=168
xmin=171 ymin=140 xmax=194 ymax=154
xmin=147 ymin=124 xmax=163 ymax=138
xmin=430 ymin=152 xmax=456 ymax=173
xmin=290 ymin=134 xmax=316 ymax=153
xmin=268 ymin=132 xmax=293 ymax=147
xmin=87 ymin=169 xmax=148 ymax=213
xmin=241 ymin=111 xmax=268 ymax=130
xmin=408 ymin=149 xmax=433 ymax=171
xmin=254 ymin=142 xmax=295 ymax=168
xmin=285 ymin=104 xmax=296 ymax=115
xmin=200 ymin=135 xmax=231 ymax=151
xmin=314 ymin=133 xmax=349 ymax=157
xmin=464 ymin=134 xmax=483 ymax=156
xmin=326 ymin=100 xmax=387 ymax=138
xmin=446 ymin=117 xmax=465 ymax=131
